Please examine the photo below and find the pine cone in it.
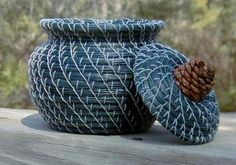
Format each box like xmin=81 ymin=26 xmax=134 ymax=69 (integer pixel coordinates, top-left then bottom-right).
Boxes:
xmin=173 ymin=58 xmax=215 ymax=102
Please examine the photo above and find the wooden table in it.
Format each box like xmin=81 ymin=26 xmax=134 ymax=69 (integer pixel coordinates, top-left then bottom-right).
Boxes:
xmin=0 ymin=108 xmax=235 ymax=165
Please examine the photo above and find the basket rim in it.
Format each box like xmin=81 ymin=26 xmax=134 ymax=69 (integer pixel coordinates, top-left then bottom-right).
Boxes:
xmin=40 ymin=18 xmax=165 ymax=34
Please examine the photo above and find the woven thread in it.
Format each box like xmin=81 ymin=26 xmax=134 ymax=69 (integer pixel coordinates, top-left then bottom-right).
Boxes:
xmin=28 ymin=18 xmax=164 ymax=134
xmin=134 ymin=43 xmax=219 ymax=144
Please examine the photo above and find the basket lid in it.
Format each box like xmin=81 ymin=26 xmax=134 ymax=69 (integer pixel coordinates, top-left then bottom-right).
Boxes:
xmin=133 ymin=43 xmax=219 ymax=144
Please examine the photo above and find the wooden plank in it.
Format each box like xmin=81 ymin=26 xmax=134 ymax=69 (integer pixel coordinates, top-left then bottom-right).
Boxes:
xmin=0 ymin=108 xmax=236 ymax=165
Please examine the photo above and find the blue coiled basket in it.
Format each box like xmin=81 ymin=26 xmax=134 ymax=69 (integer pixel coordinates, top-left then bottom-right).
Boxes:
xmin=28 ymin=18 xmax=165 ymax=134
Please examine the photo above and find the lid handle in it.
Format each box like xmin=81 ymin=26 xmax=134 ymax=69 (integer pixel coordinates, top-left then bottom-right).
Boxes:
xmin=173 ymin=58 xmax=215 ymax=102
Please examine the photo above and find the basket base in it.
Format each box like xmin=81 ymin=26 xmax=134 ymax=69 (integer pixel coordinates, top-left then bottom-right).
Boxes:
xmin=45 ymin=117 xmax=155 ymax=135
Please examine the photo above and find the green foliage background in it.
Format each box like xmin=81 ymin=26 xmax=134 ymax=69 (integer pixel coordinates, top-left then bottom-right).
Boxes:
xmin=0 ymin=0 xmax=235 ymax=111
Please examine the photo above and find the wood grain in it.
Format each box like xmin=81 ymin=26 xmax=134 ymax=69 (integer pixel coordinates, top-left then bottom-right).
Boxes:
xmin=0 ymin=108 xmax=235 ymax=165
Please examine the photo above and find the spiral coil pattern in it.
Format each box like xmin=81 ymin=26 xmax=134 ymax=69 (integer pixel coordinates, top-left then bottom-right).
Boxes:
xmin=134 ymin=43 xmax=219 ymax=144
xmin=28 ymin=18 xmax=164 ymax=134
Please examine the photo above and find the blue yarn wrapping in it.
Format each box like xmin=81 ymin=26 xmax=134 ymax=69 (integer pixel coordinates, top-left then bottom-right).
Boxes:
xmin=134 ymin=43 xmax=219 ymax=144
xmin=28 ymin=18 xmax=165 ymax=134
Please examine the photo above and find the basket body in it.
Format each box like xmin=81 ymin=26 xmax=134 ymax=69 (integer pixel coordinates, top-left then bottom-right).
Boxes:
xmin=28 ymin=18 xmax=164 ymax=134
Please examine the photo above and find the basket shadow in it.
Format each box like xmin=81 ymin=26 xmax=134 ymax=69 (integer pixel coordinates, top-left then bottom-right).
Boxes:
xmin=21 ymin=113 xmax=56 ymax=132
xmin=120 ymin=123 xmax=187 ymax=146
xmin=21 ymin=114 xmax=188 ymax=145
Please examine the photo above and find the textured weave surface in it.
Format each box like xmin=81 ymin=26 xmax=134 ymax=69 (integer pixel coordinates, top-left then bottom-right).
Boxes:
xmin=134 ymin=43 xmax=219 ymax=144
xmin=28 ymin=18 xmax=164 ymax=134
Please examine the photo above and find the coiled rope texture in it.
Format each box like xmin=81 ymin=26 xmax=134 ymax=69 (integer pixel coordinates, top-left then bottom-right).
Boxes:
xmin=134 ymin=43 xmax=219 ymax=144
xmin=28 ymin=18 xmax=164 ymax=134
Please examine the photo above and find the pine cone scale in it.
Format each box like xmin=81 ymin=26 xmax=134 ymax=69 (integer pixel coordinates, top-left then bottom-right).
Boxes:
xmin=185 ymin=64 xmax=192 ymax=73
